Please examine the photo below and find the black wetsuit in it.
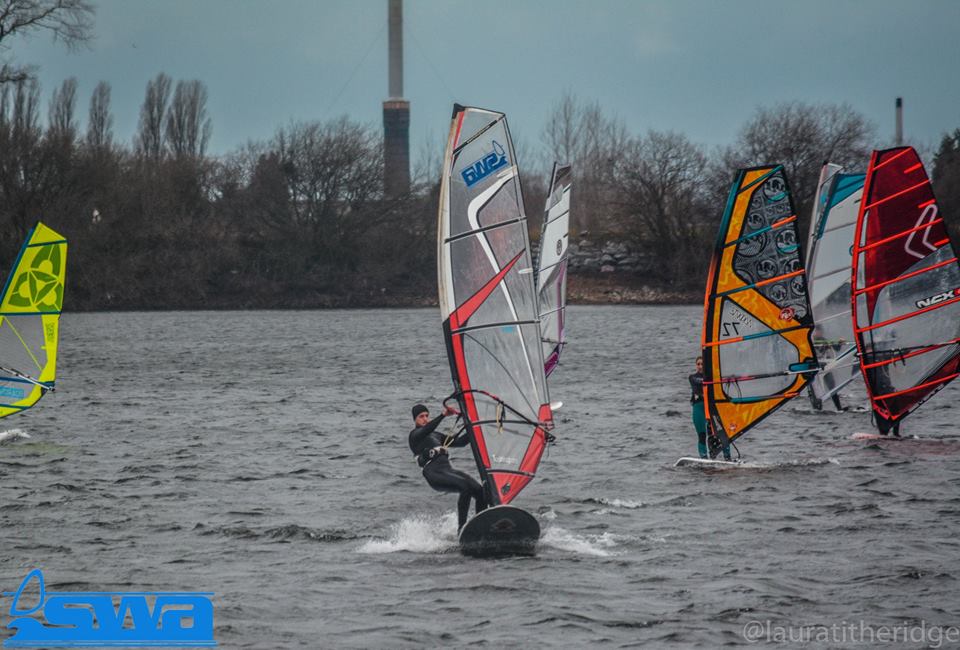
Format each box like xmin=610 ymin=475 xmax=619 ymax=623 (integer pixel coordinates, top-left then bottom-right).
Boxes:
xmin=408 ymin=414 xmax=487 ymax=530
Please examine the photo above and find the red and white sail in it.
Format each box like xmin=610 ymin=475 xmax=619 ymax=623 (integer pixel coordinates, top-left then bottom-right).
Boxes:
xmin=438 ymin=104 xmax=553 ymax=505
xmin=851 ymin=147 xmax=960 ymax=431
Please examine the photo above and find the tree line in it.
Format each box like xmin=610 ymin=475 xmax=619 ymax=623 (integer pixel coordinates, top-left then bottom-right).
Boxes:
xmin=1 ymin=1 xmax=959 ymax=309
xmin=0 ymin=77 xmax=959 ymax=308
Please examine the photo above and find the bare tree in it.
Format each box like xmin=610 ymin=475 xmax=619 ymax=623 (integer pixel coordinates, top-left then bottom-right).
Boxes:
xmin=541 ymin=91 xmax=581 ymax=166
xmin=47 ymin=75 xmax=76 ymax=140
xmin=610 ymin=130 xmax=712 ymax=283
xmin=411 ymin=128 xmax=442 ymax=188
xmin=135 ymin=72 xmax=171 ymax=159
xmin=267 ymin=117 xmax=384 ymax=264
xmin=0 ymin=0 xmax=95 ymax=84
xmin=933 ymin=129 xmax=960 ymax=240
xmin=165 ymin=79 xmax=211 ymax=159
xmin=716 ymin=101 xmax=876 ymax=238
xmin=85 ymin=79 xmax=112 ymax=150
xmin=0 ymin=78 xmax=44 ymax=240
xmin=540 ymin=92 xmax=627 ymax=234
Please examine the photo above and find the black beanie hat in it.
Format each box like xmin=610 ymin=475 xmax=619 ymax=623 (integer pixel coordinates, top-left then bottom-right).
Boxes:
xmin=411 ymin=404 xmax=429 ymax=420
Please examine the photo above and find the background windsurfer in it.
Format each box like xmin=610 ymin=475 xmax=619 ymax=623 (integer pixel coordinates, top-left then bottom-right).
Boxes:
xmin=690 ymin=356 xmax=731 ymax=460
xmin=808 ymin=325 xmax=844 ymax=411
xmin=689 ymin=357 xmax=709 ymax=458
xmin=408 ymin=403 xmax=488 ymax=530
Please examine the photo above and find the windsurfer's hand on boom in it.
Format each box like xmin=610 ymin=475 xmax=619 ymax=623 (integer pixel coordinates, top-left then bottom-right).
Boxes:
xmin=443 ymin=405 xmax=459 ymax=417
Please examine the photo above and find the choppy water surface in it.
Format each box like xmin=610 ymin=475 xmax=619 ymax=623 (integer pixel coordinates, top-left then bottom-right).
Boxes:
xmin=2 ymin=306 xmax=959 ymax=647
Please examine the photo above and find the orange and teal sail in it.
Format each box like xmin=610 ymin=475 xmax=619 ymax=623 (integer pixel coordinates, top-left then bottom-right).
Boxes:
xmin=0 ymin=223 xmax=67 ymax=418
xmin=702 ymin=166 xmax=818 ymax=450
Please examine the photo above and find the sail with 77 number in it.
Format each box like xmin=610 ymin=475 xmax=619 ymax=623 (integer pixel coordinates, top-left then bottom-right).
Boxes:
xmin=437 ymin=104 xmax=555 ymax=555
xmin=0 ymin=223 xmax=67 ymax=419
xmin=536 ymin=162 xmax=571 ymax=377
xmin=696 ymin=166 xmax=818 ymax=461
xmin=851 ymin=146 xmax=960 ymax=434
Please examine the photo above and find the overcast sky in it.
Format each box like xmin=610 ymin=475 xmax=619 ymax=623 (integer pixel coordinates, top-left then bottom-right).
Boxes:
xmin=10 ymin=0 xmax=960 ymax=164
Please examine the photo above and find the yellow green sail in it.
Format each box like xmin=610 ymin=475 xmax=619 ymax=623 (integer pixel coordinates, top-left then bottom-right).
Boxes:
xmin=0 ymin=222 xmax=67 ymax=418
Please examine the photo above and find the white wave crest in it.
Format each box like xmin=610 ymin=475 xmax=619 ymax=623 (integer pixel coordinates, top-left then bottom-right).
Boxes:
xmin=0 ymin=429 xmax=31 ymax=444
xmin=539 ymin=507 xmax=557 ymax=521
xmin=540 ymin=526 xmax=622 ymax=557
xmin=358 ymin=512 xmax=459 ymax=554
xmin=772 ymin=457 xmax=841 ymax=467
xmin=596 ymin=497 xmax=644 ymax=509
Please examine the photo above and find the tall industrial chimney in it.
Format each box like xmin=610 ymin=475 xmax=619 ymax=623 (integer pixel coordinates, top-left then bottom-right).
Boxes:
xmin=383 ymin=0 xmax=410 ymax=197
xmin=895 ymin=97 xmax=903 ymax=147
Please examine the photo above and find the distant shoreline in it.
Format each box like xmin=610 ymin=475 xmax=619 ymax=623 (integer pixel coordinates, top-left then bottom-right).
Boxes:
xmin=62 ymin=275 xmax=701 ymax=311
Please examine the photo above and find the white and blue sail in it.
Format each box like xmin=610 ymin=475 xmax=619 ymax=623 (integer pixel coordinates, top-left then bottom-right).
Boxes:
xmin=535 ymin=163 xmax=571 ymax=377
xmin=804 ymin=163 xmax=865 ymax=410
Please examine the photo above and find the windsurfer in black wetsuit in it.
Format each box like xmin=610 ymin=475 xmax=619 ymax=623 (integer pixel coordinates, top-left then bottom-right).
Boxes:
xmin=808 ymin=326 xmax=845 ymax=411
xmin=690 ymin=356 xmax=731 ymax=460
xmin=408 ymin=403 xmax=488 ymax=531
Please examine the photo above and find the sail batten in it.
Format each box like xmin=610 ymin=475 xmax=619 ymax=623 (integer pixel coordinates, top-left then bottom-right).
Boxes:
xmin=438 ymin=105 xmax=552 ymax=506
xmin=702 ymin=166 xmax=817 ymax=447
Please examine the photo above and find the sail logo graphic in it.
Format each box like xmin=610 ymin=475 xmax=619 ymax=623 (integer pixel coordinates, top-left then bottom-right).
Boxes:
xmin=915 ymin=288 xmax=959 ymax=309
xmin=6 ymin=244 xmax=64 ymax=312
xmin=0 ymin=386 xmax=26 ymax=399
xmin=904 ymin=203 xmax=939 ymax=260
xmin=2 ymin=569 xmax=216 ymax=648
xmin=461 ymin=141 xmax=508 ymax=187
xmin=762 ymin=176 xmax=787 ymax=202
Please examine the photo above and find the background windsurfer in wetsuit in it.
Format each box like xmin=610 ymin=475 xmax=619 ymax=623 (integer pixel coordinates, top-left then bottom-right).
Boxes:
xmin=690 ymin=356 xmax=732 ymax=460
xmin=408 ymin=403 xmax=488 ymax=531
xmin=689 ymin=357 xmax=709 ymax=458
xmin=808 ymin=325 xmax=845 ymax=411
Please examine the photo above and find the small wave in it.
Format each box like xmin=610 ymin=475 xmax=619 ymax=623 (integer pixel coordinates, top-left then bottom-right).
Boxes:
xmin=194 ymin=524 xmax=259 ymax=539
xmin=357 ymin=513 xmax=459 ymax=554
xmin=540 ymin=527 xmax=622 ymax=557
xmin=0 ymin=429 xmax=31 ymax=444
xmin=265 ymin=524 xmax=358 ymax=542
xmin=775 ymin=457 xmax=840 ymax=467
xmin=538 ymin=507 xmax=558 ymax=521
xmin=586 ymin=497 xmax=644 ymax=509
xmin=48 ymin=482 xmax=87 ymax=492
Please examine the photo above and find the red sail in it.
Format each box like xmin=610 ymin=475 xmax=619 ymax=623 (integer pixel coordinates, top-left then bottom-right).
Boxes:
xmin=851 ymin=147 xmax=960 ymax=429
